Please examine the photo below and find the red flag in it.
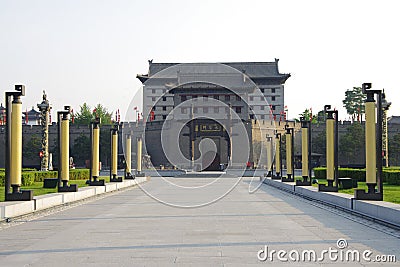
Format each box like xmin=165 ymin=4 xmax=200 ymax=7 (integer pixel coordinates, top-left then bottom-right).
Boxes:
xmin=25 ymin=108 xmax=28 ymax=124
xmin=71 ymin=109 xmax=75 ymax=124
xmin=150 ymin=110 xmax=155 ymax=121
xmin=93 ymin=108 xmax=97 ymax=114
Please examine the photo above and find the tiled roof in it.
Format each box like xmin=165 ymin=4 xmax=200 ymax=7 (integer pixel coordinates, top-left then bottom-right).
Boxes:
xmin=137 ymin=59 xmax=290 ymax=83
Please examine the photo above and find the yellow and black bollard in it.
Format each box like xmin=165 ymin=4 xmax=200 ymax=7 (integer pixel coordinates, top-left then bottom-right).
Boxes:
xmin=319 ymin=105 xmax=338 ymax=192
xmin=272 ymin=132 xmax=282 ymax=179
xmin=265 ymin=135 xmax=273 ymax=177
xmin=5 ymin=85 xmax=33 ymax=201
xmin=296 ymin=117 xmax=312 ymax=186
xmin=282 ymin=125 xmax=294 ymax=182
xmin=135 ymin=136 xmax=145 ymax=177
xmin=89 ymin=117 xmax=105 ymax=186
xmin=355 ymin=83 xmax=383 ymax=200
xmin=110 ymin=123 xmax=123 ymax=182
xmin=124 ymin=134 xmax=135 ymax=179
xmin=58 ymin=106 xmax=78 ymax=192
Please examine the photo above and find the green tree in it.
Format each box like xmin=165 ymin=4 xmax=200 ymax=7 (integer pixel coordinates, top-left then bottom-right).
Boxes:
xmin=74 ymin=103 xmax=113 ymax=125
xmin=93 ymin=103 xmax=113 ymax=125
xmin=296 ymin=108 xmax=317 ymax=123
xmin=100 ymin=127 xmax=111 ymax=167
xmin=316 ymin=110 xmax=326 ymax=123
xmin=339 ymin=122 xmax=365 ymax=164
xmin=312 ymin=130 xmax=326 ymax=156
xmin=342 ymin=87 xmax=366 ymax=122
xmin=72 ymin=134 xmax=91 ymax=167
xmin=23 ymin=135 xmax=42 ymax=160
xmin=74 ymin=103 xmax=92 ymax=125
xmin=389 ymin=133 xmax=400 ymax=166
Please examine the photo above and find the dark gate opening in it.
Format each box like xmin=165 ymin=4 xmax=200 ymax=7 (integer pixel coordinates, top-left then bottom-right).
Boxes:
xmin=202 ymin=151 xmax=221 ymax=171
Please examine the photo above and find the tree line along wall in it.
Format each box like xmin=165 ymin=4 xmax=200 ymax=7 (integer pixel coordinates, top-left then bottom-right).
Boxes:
xmin=310 ymin=121 xmax=400 ymax=167
xmin=251 ymin=120 xmax=400 ymax=168
xmin=0 ymin=123 xmax=122 ymax=169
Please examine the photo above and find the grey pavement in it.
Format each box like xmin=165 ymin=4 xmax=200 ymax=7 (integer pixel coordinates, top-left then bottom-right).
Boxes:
xmin=0 ymin=176 xmax=399 ymax=266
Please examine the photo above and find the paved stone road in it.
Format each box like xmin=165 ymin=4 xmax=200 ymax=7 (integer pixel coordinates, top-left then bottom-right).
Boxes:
xmin=0 ymin=177 xmax=399 ymax=266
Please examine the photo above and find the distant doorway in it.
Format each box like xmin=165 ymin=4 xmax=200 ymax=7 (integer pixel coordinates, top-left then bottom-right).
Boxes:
xmin=203 ymin=151 xmax=221 ymax=171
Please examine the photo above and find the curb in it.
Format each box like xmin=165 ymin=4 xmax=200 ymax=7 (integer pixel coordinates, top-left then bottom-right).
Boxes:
xmin=0 ymin=176 xmax=150 ymax=221
xmin=263 ymin=178 xmax=400 ymax=228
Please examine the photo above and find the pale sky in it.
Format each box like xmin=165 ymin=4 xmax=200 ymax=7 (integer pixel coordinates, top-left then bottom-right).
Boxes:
xmin=1 ymin=0 xmax=399 ymax=121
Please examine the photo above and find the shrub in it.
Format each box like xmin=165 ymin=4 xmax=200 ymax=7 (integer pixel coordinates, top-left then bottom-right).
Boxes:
xmin=69 ymin=169 xmax=90 ymax=180
xmin=33 ymin=171 xmax=58 ymax=182
xmin=384 ymin=170 xmax=400 ymax=185
xmin=21 ymin=172 xmax=35 ymax=186
xmin=338 ymin=168 xmax=366 ymax=182
xmin=313 ymin=167 xmax=326 ymax=179
xmin=22 ymin=168 xmax=38 ymax=172
xmin=0 ymin=172 xmax=4 ymax=186
xmin=0 ymin=172 xmax=35 ymax=186
xmin=0 ymin=169 xmax=90 ymax=186
xmin=313 ymin=167 xmax=400 ymax=185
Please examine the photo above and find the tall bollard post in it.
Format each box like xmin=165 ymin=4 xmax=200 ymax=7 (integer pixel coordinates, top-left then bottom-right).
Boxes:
xmin=355 ymin=83 xmax=383 ymax=200
xmin=265 ymin=135 xmax=273 ymax=177
xmin=297 ymin=117 xmax=312 ymax=186
xmin=124 ymin=134 xmax=135 ymax=179
xmin=110 ymin=123 xmax=123 ymax=182
xmin=89 ymin=117 xmax=105 ymax=186
xmin=58 ymin=106 xmax=78 ymax=192
xmin=319 ymin=105 xmax=338 ymax=192
xmin=135 ymin=136 xmax=145 ymax=177
xmin=282 ymin=124 xmax=294 ymax=182
xmin=272 ymin=132 xmax=282 ymax=179
xmin=5 ymin=85 xmax=33 ymax=201
xmin=381 ymin=91 xmax=391 ymax=168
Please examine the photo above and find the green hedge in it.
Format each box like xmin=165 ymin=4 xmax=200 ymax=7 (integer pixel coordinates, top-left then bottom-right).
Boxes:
xmin=313 ymin=167 xmax=326 ymax=179
xmin=0 ymin=172 xmax=36 ymax=186
xmin=383 ymin=170 xmax=400 ymax=185
xmin=313 ymin=167 xmax=400 ymax=185
xmin=0 ymin=172 xmax=5 ymax=186
xmin=0 ymin=169 xmax=90 ymax=186
xmin=32 ymin=171 xmax=58 ymax=182
xmin=337 ymin=168 xmax=366 ymax=181
xmin=21 ymin=172 xmax=35 ymax=186
xmin=69 ymin=169 xmax=90 ymax=180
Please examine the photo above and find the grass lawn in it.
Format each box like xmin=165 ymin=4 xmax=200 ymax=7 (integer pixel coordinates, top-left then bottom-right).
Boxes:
xmin=0 ymin=176 xmax=110 ymax=202
xmin=296 ymin=177 xmax=400 ymax=204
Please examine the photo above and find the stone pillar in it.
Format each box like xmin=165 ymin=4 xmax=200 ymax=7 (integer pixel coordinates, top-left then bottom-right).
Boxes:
xmin=37 ymin=91 xmax=51 ymax=171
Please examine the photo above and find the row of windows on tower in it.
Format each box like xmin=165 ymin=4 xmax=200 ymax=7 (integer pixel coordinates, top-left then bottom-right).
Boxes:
xmin=154 ymin=113 xmax=273 ymax=121
xmin=152 ymin=106 xmax=243 ymax=114
xmin=151 ymin=95 xmax=277 ymax=102
xmin=149 ymin=88 xmax=278 ymax=94
xmin=153 ymin=112 xmax=277 ymax=121
xmin=152 ymin=105 xmax=277 ymax=112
